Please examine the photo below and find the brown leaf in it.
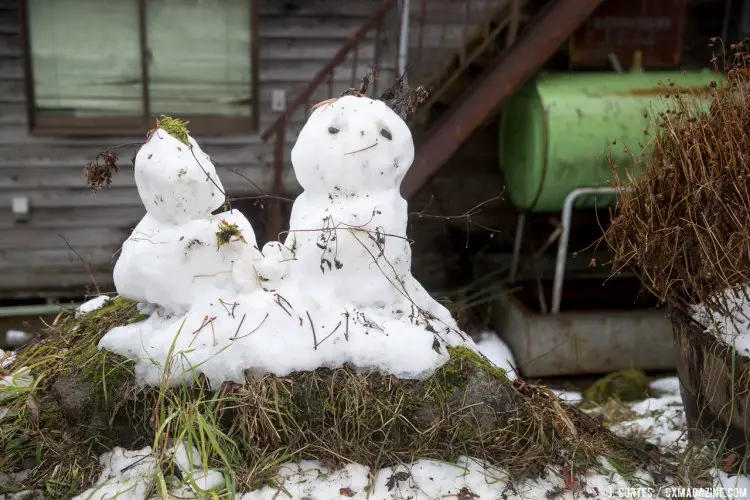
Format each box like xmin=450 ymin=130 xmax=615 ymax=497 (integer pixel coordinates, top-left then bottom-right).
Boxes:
xmin=723 ymin=452 xmax=740 ymax=473
xmin=457 ymin=486 xmax=479 ymax=499
xmin=339 ymin=487 xmax=356 ymax=497
xmin=563 ymin=470 xmax=582 ymax=492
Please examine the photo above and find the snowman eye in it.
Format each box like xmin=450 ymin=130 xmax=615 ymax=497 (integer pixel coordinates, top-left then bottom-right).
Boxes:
xmin=380 ymin=128 xmax=392 ymax=140
xmin=328 ymin=126 xmax=340 ymax=134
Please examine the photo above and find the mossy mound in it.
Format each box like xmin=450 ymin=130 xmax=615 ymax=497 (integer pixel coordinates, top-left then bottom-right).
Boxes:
xmin=1 ymin=299 xmax=673 ymax=497
xmin=585 ymin=369 xmax=650 ymax=404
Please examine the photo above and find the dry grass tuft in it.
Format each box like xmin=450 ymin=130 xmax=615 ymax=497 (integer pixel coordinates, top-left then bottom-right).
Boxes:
xmin=0 ymin=302 xmax=676 ymax=497
xmin=605 ymin=41 xmax=750 ymax=318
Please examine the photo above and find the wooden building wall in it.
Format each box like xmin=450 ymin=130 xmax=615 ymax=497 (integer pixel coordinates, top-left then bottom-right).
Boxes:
xmin=0 ymin=0 xmax=484 ymax=300
xmin=0 ymin=0 xmax=390 ymax=298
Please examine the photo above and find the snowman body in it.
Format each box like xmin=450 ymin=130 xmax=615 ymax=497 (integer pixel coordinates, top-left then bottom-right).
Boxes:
xmin=285 ymin=96 xmax=431 ymax=314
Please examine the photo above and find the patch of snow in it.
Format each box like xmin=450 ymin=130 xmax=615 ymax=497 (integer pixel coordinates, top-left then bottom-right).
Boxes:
xmin=692 ymin=287 xmax=750 ymax=356
xmin=551 ymin=389 xmax=584 ymax=405
xmin=475 ymin=330 xmax=517 ymax=380
xmin=0 ymin=366 xmax=34 ymax=401
xmin=611 ymin=393 xmax=687 ymax=450
xmin=73 ymin=447 xmax=157 ymax=500
xmin=99 ymin=97 xmax=475 ymax=388
xmin=76 ymin=447 xmax=646 ymax=500
xmin=649 ymin=376 xmax=680 ymax=395
xmin=169 ymin=442 xmax=202 ymax=473
xmin=185 ymin=469 xmax=226 ymax=493
xmin=0 ymin=348 xmax=15 ymax=369
xmin=76 ymin=295 xmax=112 ymax=316
xmin=3 ymin=329 xmax=31 ymax=348
xmin=711 ymin=469 xmax=750 ymax=498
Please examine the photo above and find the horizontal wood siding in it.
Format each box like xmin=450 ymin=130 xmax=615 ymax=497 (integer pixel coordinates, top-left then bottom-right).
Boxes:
xmin=0 ymin=0 xmax=481 ymax=299
xmin=0 ymin=0 xmax=388 ymax=298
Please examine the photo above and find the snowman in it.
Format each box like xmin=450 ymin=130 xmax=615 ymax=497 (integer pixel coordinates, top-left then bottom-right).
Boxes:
xmin=113 ymin=119 xmax=264 ymax=313
xmin=284 ymin=96 xmax=458 ymax=329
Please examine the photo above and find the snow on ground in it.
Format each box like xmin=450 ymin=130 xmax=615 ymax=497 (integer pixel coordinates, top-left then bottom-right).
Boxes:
xmin=76 ymin=295 xmax=112 ymax=317
xmin=609 ymin=377 xmax=687 ymax=451
xmin=2 ymin=330 xmax=31 ymax=349
xmin=239 ymin=456 xmax=642 ymax=500
xmin=475 ymin=330 xmax=517 ymax=380
xmin=550 ymin=388 xmax=584 ymax=405
xmin=98 ymin=98 xmax=475 ymax=388
xmin=74 ymin=447 xmax=157 ymax=500
xmin=70 ymin=448 xmax=645 ymax=500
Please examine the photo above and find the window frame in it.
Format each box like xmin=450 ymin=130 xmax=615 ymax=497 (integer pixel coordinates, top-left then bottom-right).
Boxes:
xmin=19 ymin=0 xmax=260 ymax=136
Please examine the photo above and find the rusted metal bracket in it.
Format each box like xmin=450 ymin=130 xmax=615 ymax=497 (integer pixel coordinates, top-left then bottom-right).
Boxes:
xmin=401 ymin=0 xmax=605 ymax=199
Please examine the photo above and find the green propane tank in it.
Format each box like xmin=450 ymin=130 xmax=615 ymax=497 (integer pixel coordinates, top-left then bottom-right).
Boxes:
xmin=498 ymin=70 xmax=722 ymax=212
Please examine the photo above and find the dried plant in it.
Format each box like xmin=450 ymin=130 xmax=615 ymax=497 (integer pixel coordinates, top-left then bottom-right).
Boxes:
xmin=604 ymin=40 xmax=750 ymax=321
xmin=84 ymin=151 xmax=119 ymax=191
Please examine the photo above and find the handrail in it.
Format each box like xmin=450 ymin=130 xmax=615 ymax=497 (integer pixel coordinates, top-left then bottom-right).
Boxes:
xmin=260 ymin=0 xmax=399 ymax=241
xmin=259 ymin=0 xmax=527 ymax=240
xmin=260 ymin=0 xmax=398 ymax=142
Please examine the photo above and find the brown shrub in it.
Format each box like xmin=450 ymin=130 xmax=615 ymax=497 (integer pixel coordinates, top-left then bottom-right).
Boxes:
xmin=605 ymin=40 xmax=750 ymax=319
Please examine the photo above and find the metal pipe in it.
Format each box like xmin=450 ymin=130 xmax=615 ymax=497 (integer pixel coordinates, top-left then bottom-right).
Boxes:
xmin=551 ymin=186 xmax=618 ymax=314
xmin=397 ymin=0 xmax=410 ymax=82
xmin=0 ymin=303 xmax=78 ymax=318
xmin=509 ymin=211 xmax=526 ymax=282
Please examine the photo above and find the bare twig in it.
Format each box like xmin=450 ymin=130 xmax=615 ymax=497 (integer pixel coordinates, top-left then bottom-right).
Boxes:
xmin=59 ymin=234 xmax=100 ymax=295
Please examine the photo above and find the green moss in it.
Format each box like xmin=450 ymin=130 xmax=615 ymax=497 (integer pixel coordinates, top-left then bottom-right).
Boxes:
xmin=430 ymin=346 xmax=511 ymax=397
xmin=216 ymin=220 xmax=245 ymax=249
xmin=158 ymin=115 xmax=190 ymax=145
xmin=584 ymin=369 xmax=649 ymax=404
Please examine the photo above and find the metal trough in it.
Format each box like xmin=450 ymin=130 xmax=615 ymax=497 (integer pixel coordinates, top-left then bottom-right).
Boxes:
xmin=489 ymin=293 xmax=676 ymax=377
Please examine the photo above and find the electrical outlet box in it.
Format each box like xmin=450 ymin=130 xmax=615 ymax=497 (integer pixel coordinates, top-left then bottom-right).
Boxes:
xmin=11 ymin=196 xmax=30 ymax=222
xmin=271 ymin=89 xmax=286 ymax=112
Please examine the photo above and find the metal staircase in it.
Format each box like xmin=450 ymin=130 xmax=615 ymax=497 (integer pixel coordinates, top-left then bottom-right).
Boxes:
xmin=260 ymin=0 xmax=604 ymax=238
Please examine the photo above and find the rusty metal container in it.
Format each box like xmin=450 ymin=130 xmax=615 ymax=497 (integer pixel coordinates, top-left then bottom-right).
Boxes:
xmin=490 ymin=293 xmax=676 ymax=377
xmin=672 ymin=310 xmax=750 ymax=452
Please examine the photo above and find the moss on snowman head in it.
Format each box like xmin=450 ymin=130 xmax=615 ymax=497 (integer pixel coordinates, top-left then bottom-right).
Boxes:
xmin=290 ymin=96 xmax=415 ymax=194
xmin=155 ymin=115 xmax=190 ymax=146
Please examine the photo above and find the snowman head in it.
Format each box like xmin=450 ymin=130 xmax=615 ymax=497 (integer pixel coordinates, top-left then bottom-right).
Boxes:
xmin=291 ymin=96 xmax=414 ymax=194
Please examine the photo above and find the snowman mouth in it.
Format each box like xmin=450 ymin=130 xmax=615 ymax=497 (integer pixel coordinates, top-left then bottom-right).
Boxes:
xmin=344 ymin=141 xmax=378 ymax=156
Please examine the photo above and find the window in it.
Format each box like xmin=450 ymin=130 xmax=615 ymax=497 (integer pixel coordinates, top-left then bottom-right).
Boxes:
xmin=22 ymin=0 xmax=258 ymax=135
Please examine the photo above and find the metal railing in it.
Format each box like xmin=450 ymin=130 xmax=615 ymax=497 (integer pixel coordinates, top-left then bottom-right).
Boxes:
xmin=259 ymin=0 xmax=525 ymax=238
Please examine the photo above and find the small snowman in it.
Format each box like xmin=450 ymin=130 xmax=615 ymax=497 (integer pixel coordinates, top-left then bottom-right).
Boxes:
xmin=114 ymin=118 xmax=264 ymax=313
xmin=283 ymin=95 xmax=457 ymax=329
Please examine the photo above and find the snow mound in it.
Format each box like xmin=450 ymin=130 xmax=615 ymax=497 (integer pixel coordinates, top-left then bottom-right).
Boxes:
xmin=99 ymin=101 xmax=474 ymax=387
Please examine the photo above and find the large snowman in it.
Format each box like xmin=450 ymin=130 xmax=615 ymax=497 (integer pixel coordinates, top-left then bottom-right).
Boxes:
xmin=284 ymin=95 xmax=457 ymax=328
